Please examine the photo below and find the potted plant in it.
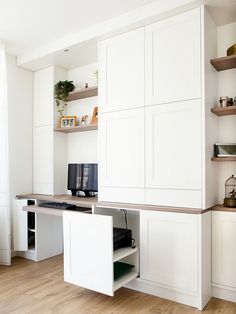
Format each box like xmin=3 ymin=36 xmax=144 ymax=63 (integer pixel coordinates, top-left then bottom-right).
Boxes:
xmin=54 ymin=80 xmax=75 ymax=117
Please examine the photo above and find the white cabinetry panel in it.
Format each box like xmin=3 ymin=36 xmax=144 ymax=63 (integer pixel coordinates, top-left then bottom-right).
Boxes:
xmin=34 ymin=67 xmax=54 ymax=127
xmin=146 ymin=99 xmax=202 ymax=190
xmin=145 ymin=8 xmax=201 ymax=105
xmin=99 ymin=108 xmax=145 ymax=203
xmin=33 ymin=126 xmax=53 ymax=194
xmin=13 ymin=199 xmax=28 ymax=251
xmin=140 ymin=210 xmax=199 ymax=293
xmin=212 ymin=211 xmax=236 ymax=288
xmin=63 ymin=211 xmax=114 ymax=295
xmin=100 ymin=28 xmax=144 ymax=112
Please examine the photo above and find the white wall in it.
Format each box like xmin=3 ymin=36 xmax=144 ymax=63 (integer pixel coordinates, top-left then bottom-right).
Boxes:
xmin=6 ymin=54 xmax=33 ymax=253
xmin=67 ymin=63 xmax=98 ymax=164
xmin=217 ymin=22 xmax=236 ymax=203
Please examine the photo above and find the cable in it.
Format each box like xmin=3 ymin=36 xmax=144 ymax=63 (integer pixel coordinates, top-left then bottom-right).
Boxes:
xmin=122 ymin=209 xmax=128 ymax=229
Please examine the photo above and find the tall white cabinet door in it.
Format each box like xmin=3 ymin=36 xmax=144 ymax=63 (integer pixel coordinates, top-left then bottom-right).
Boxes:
xmin=145 ymin=99 xmax=202 ymax=207
xmin=63 ymin=211 xmax=113 ymax=295
xmin=145 ymin=8 xmax=201 ymax=105
xmin=140 ymin=211 xmax=199 ymax=293
xmin=212 ymin=212 xmax=236 ymax=288
xmin=33 ymin=126 xmax=53 ymax=194
xmin=34 ymin=67 xmax=54 ymax=127
xmin=99 ymin=108 xmax=145 ymax=203
xmin=100 ymin=28 xmax=144 ymax=113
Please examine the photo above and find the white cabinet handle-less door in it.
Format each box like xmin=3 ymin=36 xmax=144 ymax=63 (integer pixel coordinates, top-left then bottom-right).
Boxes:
xmin=13 ymin=199 xmax=28 ymax=251
xmin=145 ymin=7 xmax=201 ymax=106
xmin=63 ymin=211 xmax=114 ymax=295
xmin=99 ymin=108 xmax=145 ymax=204
xmin=145 ymin=99 xmax=202 ymax=208
xmin=100 ymin=28 xmax=144 ymax=113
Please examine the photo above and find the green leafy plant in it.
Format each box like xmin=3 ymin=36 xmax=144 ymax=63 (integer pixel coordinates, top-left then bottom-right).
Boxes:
xmin=54 ymin=80 xmax=75 ymax=117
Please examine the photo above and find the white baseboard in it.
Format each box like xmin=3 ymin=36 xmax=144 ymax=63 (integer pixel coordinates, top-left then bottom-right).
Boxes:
xmin=126 ymin=278 xmax=203 ymax=310
xmin=16 ymin=250 xmax=36 ymax=261
xmin=212 ymin=284 xmax=236 ymax=303
xmin=0 ymin=249 xmax=11 ymax=265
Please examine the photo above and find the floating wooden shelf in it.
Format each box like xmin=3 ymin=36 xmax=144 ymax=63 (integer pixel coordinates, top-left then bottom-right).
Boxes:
xmin=212 ymin=204 xmax=236 ymax=213
xmin=67 ymin=86 xmax=98 ymax=102
xmin=210 ymin=54 xmax=236 ymax=71
xmin=211 ymin=106 xmax=236 ymax=116
xmin=211 ymin=157 xmax=236 ymax=162
xmin=54 ymin=124 xmax=98 ymax=133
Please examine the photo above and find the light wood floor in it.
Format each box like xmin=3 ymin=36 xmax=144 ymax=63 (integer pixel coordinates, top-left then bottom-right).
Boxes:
xmin=1 ymin=256 xmax=236 ymax=314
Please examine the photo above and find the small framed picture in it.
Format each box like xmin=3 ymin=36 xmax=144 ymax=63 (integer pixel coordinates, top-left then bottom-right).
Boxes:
xmin=91 ymin=106 xmax=98 ymax=125
xmin=60 ymin=116 xmax=77 ymax=128
xmin=81 ymin=115 xmax=89 ymax=125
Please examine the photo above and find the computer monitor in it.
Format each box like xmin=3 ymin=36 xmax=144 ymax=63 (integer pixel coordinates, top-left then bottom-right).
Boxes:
xmin=68 ymin=163 xmax=98 ymax=197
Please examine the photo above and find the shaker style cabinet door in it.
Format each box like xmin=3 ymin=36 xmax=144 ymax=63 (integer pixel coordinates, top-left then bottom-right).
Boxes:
xmin=140 ymin=211 xmax=199 ymax=293
xmin=33 ymin=126 xmax=53 ymax=194
xmin=100 ymin=28 xmax=145 ymax=113
xmin=99 ymin=108 xmax=145 ymax=203
xmin=145 ymin=8 xmax=201 ymax=106
xmin=33 ymin=67 xmax=54 ymax=127
xmin=145 ymin=99 xmax=202 ymax=208
xmin=212 ymin=212 xmax=236 ymax=288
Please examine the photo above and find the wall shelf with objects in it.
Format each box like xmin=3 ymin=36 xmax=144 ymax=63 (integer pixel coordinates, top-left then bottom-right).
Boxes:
xmin=67 ymin=86 xmax=98 ymax=102
xmin=54 ymin=124 xmax=98 ymax=133
xmin=210 ymin=54 xmax=236 ymax=71
xmin=211 ymin=106 xmax=236 ymax=116
xmin=211 ymin=157 xmax=236 ymax=162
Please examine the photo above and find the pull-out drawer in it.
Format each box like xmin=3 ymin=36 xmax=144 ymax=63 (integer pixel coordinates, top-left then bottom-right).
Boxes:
xmin=63 ymin=209 xmax=139 ymax=296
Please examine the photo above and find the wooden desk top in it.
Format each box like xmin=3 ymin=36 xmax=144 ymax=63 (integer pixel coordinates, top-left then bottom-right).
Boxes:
xmin=17 ymin=194 xmax=211 ymax=215
xmin=212 ymin=204 xmax=236 ymax=213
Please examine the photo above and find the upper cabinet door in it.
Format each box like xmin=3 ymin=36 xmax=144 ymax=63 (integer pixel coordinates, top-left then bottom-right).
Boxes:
xmin=34 ymin=67 xmax=54 ymax=127
xmin=145 ymin=99 xmax=202 ymax=191
xmin=145 ymin=8 xmax=201 ymax=106
xmin=100 ymin=28 xmax=145 ymax=113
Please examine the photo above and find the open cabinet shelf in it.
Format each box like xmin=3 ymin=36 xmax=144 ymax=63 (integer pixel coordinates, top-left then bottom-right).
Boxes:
xmin=54 ymin=124 xmax=98 ymax=133
xmin=210 ymin=54 xmax=236 ymax=71
xmin=114 ymin=270 xmax=139 ymax=292
xmin=113 ymin=247 xmax=138 ymax=262
xmin=211 ymin=106 xmax=236 ymax=116
xmin=67 ymin=87 xmax=98 ymax=102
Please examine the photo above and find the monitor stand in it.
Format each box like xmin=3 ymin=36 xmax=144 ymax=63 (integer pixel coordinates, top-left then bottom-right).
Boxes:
xmin=70 ymin=190 xmax=96 ymax=197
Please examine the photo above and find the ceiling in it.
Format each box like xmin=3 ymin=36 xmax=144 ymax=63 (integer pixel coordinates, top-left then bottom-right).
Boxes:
xmin=0 ymin=0 xmax=155 ymax=55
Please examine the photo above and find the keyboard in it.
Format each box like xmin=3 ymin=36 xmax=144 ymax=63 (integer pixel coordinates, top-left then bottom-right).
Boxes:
xmin=38 ymin=202 xmax=89 ymax=212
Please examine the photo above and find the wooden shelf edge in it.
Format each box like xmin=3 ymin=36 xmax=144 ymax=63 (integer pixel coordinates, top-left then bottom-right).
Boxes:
xmin=67 ymin=87 xmax=98 ymax=102
xmin=211 ymin=157 xmax=236 ymax=162
xmin=54 ymin=124 xmax=98 ymax=133
xmin=211 ymin=106 xmax=236 ymax=116
xmin=212 ymin=204 xmax=236 ymax=213
xmin=210 ymin=54 xmax=236 ymax=71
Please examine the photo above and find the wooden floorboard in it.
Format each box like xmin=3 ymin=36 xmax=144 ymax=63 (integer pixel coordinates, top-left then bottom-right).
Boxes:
xmin=0 ymin=256 xmax=236 ymax=314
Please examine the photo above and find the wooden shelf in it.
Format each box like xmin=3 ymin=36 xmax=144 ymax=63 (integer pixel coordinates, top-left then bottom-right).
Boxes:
xmin=212 ymin=204 xmax=236 ymax=213
xmin=67 ymin=87 xmax=98 ymax=102
xmin=211 ymin=106 xmax=236 ymax=116
xmin=210 ymin=54 xmax=236 ymax=71
xmin=113 ymin=247 xmax=138 ymax=263
xmin=114 ymin=271 xmax=138 ymax=292
xmin=211 ymin=157 xmax=236 ymax=162
xmin=54 ymin=124 xmax=98 ymax=133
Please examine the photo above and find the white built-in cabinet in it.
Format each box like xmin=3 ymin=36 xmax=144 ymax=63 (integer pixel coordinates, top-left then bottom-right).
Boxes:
xmin=145 ymin=8 xmax=201 ymax=105
xmin=13 ymin=199 xmax=63 ymax=261
xmin=100 ymin=28 xmax=144 ymax=113
xmin=99 ymin=7 xmax=209 ymax=208
xmin=212 ymin=211 xmax=236 ymax=302
xmin=33 ymin=66 xmax=67 ymax=195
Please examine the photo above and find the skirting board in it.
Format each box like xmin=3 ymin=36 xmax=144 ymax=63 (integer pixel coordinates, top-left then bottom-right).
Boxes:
xmin=212 ymin=284 xmax=236 ymax=303
xmin=0 ymin=249 xmax=11 ymax=265
xmin=126 ymin=278 xmax=203 ymax=310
